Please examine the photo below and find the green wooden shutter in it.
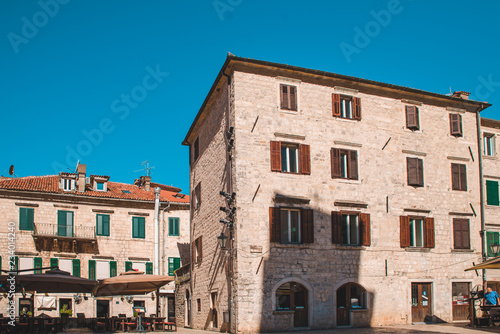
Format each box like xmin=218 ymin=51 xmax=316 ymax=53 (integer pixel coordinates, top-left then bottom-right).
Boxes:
xmin=50 ymin=258 xmax=59 ymax=269
xmin=34 ymin=257 xmax=42 ymax=274
xmin=72 ymin=259 xmax=80 ymax=277
xmin=110 ymin=261 xmax=117 ymax=277
xmin=141 ymin=217 xmax=146 ymax=238
xmin=19 ymin=208 xmax=27 ymax=230
xmin=57 ymin=211 xmax=67 ymax=236
xmin=487 ymin=232 xmax=500 ymax=257
xmin=89 ymin=260 xmax=96 ymax=280
xmin=487 ymin=180 xmax=500 ymax=206
xmin=103 ymin=214 xmax=110 ymax=236
xmin=125 ymin=261 xmax=132 ymax=272
xmin=169 ymin=218 xmax=180 ymax=236
xmin=97 ymin=214 xmax=110 ymax=236
xmin=168 ymin=257 xmax=181 ymax=276
xmin=19 ymin=208 xmax=34 ymax=231
xmin=146 ymin=262 xmax=153 ymax=275
xmin=14 ymin=256 xmax=18 ymax=272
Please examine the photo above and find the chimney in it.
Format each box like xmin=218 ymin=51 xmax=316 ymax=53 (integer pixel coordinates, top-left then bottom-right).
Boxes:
xmin=451 ymin=91 xmax=470 ymax=100
xmin=77 ymin=164 xmax=86 ymax=192
xmin=140 ymin=176 xmax=151 ymax=191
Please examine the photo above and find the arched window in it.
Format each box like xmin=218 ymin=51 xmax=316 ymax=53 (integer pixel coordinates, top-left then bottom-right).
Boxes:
xmin=337 ymin=282 xmax=366 ymax=309
xmin=276 ymin=282 xmax=307 ymax=310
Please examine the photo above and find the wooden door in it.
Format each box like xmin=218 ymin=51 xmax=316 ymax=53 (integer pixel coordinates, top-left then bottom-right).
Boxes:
xmin=211 ymin=292 xmax=218 ymax=328
xmin=293 ymin=285 xmax=308 ymax=327
xmin=411 ymin=283 xmax=432 ymax=323
xmin=452 ymin=282 xmax=470 ymax=321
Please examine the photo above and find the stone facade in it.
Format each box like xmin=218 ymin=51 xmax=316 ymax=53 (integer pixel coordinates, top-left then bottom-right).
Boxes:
xmin=0 ymin=167 xmax=189 ymax=321
xmin=183 ymin=55 xmax=492 ymax=332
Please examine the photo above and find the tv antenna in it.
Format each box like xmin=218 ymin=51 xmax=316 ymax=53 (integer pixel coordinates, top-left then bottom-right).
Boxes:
xmin=5 ymin=165 xmax=17 ymax=178
xmin=134 ymin=160 xmax=155 ymax=176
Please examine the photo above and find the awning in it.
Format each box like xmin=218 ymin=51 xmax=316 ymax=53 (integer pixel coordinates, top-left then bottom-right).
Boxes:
xmin=465 ymin=256 xmax=500 ymax=271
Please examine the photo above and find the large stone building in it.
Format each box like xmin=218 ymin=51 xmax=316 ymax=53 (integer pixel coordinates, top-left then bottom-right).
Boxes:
xmin=0 ymin=164 xmax=189 ymax=320
xmin=181 ymin=54 xmax=493 ymax=332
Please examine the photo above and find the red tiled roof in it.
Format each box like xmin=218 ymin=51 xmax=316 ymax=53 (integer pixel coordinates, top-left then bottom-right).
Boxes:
xmin=0 ymin=175 xmax=190 ymax=204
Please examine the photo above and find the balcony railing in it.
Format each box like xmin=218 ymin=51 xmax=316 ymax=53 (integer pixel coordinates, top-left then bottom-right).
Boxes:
xmin=33 ymin=223 xmax=96 ymax=239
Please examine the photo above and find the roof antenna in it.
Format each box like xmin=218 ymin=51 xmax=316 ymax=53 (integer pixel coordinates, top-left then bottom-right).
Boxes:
xmin=445 ymin=86 xmax=453 ymax=96
xmin=134 ymin=160 xmax=155 ymax=176
xmin=5 ymin=165 xmax=17 ymax=178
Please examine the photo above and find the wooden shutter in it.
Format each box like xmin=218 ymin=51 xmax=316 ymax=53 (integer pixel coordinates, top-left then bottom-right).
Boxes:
xmin=460 ymin=164 xmax=467 ymax=191
xmin=400 ymin=216 xmax=410 ymax=248
xmin=50 ymin=257 xmax=59 ymax=269
xmin=280 ymin=84 xmax=289 ymax=109
xmin=486 ymin=180 xmax=500 ymax=206
xmin=88 ymin=260 xmax=96 ymax=280
xmin=424 ymin=217 xmax=435 ymax=248
xmin=300 ymin=144 xmax=311 ymax=175
xmin=14 ymin=256 xmax=18 ymax=272
xmin=407 ymin=158 xmax=418 ymax=186
xmin=406 ymin=106 xmax=419 ymax=130
xmin=331 ymin=211 xmax=342 ymax=244
xmin=270 ymin=141 xmax=282 ymax=172
xmin=289 ymin=85 xmax=297 ymax=111
xmin=73 ymin=259 xmax=81 ymax=277
xmin=269 ymin=207 xmax=281 ymax=243
xmin=353 ymin=97 xmax=361 ymax=120
xmin=453 ymin=219 xmax=470 ymax=249
xmin=103 ymin=214 xmax=110 ymax=236
xmin=450 ymin=113 xmax=462 ymax=136
xmin=359 ymin=213 xmax=371 ymax=246
xmin=139 ymin=217 xmax=145 ymax=238
xmin=301 ymin=209 xmax=314 ymax=244
xmin=57 ymin=210 xmax=67 ymax=236
xmin=451 ymin=164 xmax=460 ymax=190
xmin=146 ymin=262 xmax=153 ymax=275
xmin=417 ymin=158 xmax=424 ymax=186
xmin=349 ymin=150 xmax=358 ymax=180
xmin=34 ymin=257 xmax=42 ymax=274
xmin=125 ymin=261 xmax=132 ymax=272
xmin=110 ymin=261 xmax=117 ymax=277
xmin=331 ymin=148 xmax=341 ymax=178
xmin=332 ymin=94 xmax=341 ymax=117
xmin=198 ymin=236 xmax=203 ymax=262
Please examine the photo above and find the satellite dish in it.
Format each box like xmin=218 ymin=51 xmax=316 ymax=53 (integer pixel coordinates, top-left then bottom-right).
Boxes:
xmin=8 ymin=165 xmax=14 ymax=176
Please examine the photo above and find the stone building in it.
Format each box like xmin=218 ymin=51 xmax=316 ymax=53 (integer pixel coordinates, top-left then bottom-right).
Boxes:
xmin=0 ymin=164 xmax=189 ymax=320
xmin=181 ymin=54 xmax=493 ymax=332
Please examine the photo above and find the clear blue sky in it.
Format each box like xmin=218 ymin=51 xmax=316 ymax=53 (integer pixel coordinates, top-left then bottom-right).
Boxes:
xmin=1 ymin=0 xmax=499 ymax=193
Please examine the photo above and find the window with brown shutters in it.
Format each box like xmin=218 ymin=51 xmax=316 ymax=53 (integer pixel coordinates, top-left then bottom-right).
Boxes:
xmin=192 ymin=237 xmax=202 ymax=264
xmin=453 ymin=218 xmax=470 ymax=249
xmin=194 ymin=183 xmax=201 ymax=210
xmin=407 ymin=157 xmax=423 ymax=187
xmin=451 ymin=163 xmax=467 ymax=191
xmin=400 ymin=216 xmax=435 ymax=248
xmin=269 ymin=207 xmax=281 ymax=243
xmin=424 ymin=217 xmax=435 ymax=248
xmin=193 ymin=137 xmax=200 ymax=162
xmin=405 ymin=105 xmax=419 ymax=130
xmin=270 ymin=207 xmax=313 ymax=244
xmin=331 ymin=148 xmax=358 ymax=180
xmin=280 ymin=84 xmax=297 ymax=111
xmin=449 ymin=113 xmax=463 ymax=137
xmin=332 ymin=94 xmax=361 ymax=120
xmin=270 ymin=141 xmax=311 ymax=175
xmin=331 ymin=211 xmax=370 ymax=246
xmin=301 ymin=209 xmax=314 ymax=243
xmin=400 ymin=216 xmax=410 ymax=248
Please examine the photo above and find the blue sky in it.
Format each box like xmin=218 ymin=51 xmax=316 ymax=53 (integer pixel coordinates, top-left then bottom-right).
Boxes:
xmin=1 ymin=0 xmax=499 ymax=193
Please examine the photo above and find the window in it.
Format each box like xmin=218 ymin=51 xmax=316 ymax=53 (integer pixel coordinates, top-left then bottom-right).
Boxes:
xmin=487 ymin=231 xmax=500 ymax=257
xmin=331 ymin=148 xmax=358 ymax=180
xmin=34 ymin=257 xmax=42 ymax=274
xmin=405 ymin=105 xmax=420 ymax=130
xmin=19 ymin=207 xmax=34 ymax=231
xmin=96 ymin=182 xmax=104 ymax=191
xmin=132 ymin=216 xmax=145 ymax=238
xmin=332 ymin=212 xmax=370 ymax=246
xmin=62 ymin=178 xmax=75 ymax=191
xmin=276 ymin=282 xmax=308 ymax=311
xmin=18 ymin=257 xmax=33 ymax=275
xmin=269 ymin=207 xmax=314 ymax=244
xmin=487 ymin=180 xmax=499 ymax=206
xmin=146 ymin=262 xmax=153 ymax=275
xmin=484 ymin=134 xmax=496 ymax=156
xmin=88 ymin=260 xmax=96 ymax=280
xmin=197 ymin=299 xmax=201 ymax=312
xmin=450 ymin=113 xmax=463 ymax=137
xmin=407 ymin=157 xmax=424 ymax=187
xmin=332 ymin=94 xmax=361 ymax=120
xmin=193 ymin=137 xmax=200 ymax=162
xmin=451 ymin=163 xmax=467 ymax=191
xmin=337 ymin=283 xmax=366 ymax=310
xmin=453 ymin=219 xmax=470 ymax=250
xmin=57 ymin=211 xmax=74 ymax=237
xmin=270 ymin=141 xmax=311 ymax=174
xmin=96 ymin=260 xmax=111 ymax=280
xmin=168 ymin=257 xmax=181 ymax=276
xmin=96 ymin=214 xmax=110 ymax=236
xmin=73 ymin=259 xmax=81 ymax=277
xmin=280 ymin=84 xmax=297 ymax=111
xmin=193 ymin=183 xmax=201 ymax=210
xmin=400 ymin=216 xmax=435 ymax=248
xmin=169 ymin=217 xmax=180 ymax=236
xmin=193 ymin=237 xmax=202 ymax=264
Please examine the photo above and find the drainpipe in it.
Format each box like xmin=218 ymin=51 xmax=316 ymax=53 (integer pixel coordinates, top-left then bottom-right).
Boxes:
xmin=475 ymin=104 xmax=487 ymax=289
xmin=154 ymin=187 xmax=161 ymax=276
xmin=161 ymin=202 xmax=171 ymax=276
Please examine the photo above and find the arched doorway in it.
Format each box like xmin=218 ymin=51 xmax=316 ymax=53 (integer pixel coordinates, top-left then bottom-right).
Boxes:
xmin=336 ymin=282 xmax=366 ymax=326
xmin=276 ymin=282 xmax=308 ymax=327
xmin=184 ymin=289 xmax=191 ymax=327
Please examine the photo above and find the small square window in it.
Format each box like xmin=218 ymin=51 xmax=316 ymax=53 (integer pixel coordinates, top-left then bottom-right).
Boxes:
xmin=405 ymin=106 xmax=420 ymax=130
xmin=62 ymin=178 xmax=74 ymax=191
xmin=96 ymin=182 xmax=104 ymax=191
xmin=280 ymin=84 xmax=297 ymax=111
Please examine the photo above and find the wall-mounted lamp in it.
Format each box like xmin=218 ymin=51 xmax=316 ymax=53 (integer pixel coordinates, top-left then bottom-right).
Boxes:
xmin=217 ymin=232 xmax=229 ymax=250
xmin=490 ymin=243 xmax=500 ymax=257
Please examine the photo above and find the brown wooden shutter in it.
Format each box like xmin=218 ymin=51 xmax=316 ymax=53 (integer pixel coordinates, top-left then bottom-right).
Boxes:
xmin=331 ymin=211 xmax=342 ymax=244
xmin=353 ymin=97 xmax=361 ymax=120
xmin=359 ymin=213 xmax=371 ymax=246
xmin=460 ymin=164 xmax=467 ymax=191
xmin=192 ymin=241 xmax=195 ymax=265
xmin=400 ymin=216 xmax=410 ymax=248
xmin=269 ymin=207 xmax=281 ymax=243
xmin=331 ymin=148 xmax=341 ymax=178
xmin=406 ymin=106 xmax=419 ymax=130
xmin=332 ymin=94 xmax=341 ymax=117
xmin=199 ymin=236 xmax=203 ymax=262
xmin=280 ymin=84 xmax=288 ymax=109
xmin=453 ymin=219 xmax=470 ymax=249
xmin=289 ymin=86 xmax=297 ymax=111
xmin=270 ymin=141 xmax=282 ymax=172
xmin=424 ymin=217 xmax=435 ymax=248
xmin=451 ymin=164 xmax=460 ymax=190
xmin=407 ymin=157 xmax=418 ymax=186
xmin=461 ymin=219 xmax=470 ymax=249
xmin=417 ymin=158 xmax=424 ymax=186
xmin=450 ymin=113 xmax=462 ymax=136
xmin=349 ymin=150 xmax=358 ymax=180
xmin=300 ymin=144 xmax=311 ymax=175
xmin=301 ymin=209 xmax=314 ymax=243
